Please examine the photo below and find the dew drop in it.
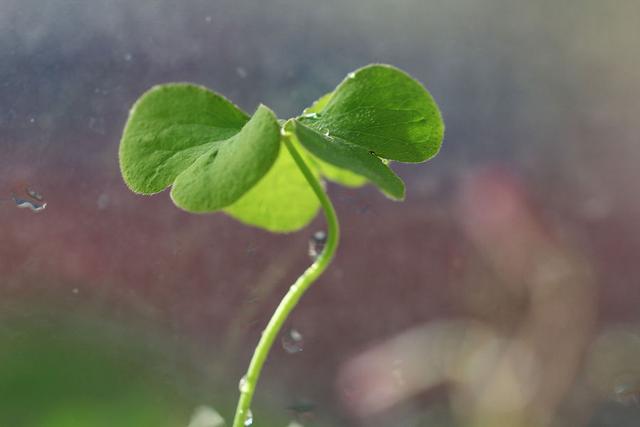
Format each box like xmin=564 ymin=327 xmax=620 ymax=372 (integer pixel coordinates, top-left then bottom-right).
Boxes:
xmin=89 ymin=116 xmax=106 ymax=134
xmin=612 ymin=381 xmax=640 ymax=405
xmin=244 ymin=409 xmax=253 ymax=426
xmin=308 ymin=230 xmax=327 ymax=260
xmin=239 ymin=375 xmax=250 ymax=393
xmin=236 ymin=67 xmax=248 ymax=78
xmin=282 ymin=328 xmax=304 ymax=354
xmin=26 ymin=187 xmax=43 ymax=201
xmin=13 ymin=196 xmax=46 ymax=212
xmin=97 ymin=193 xmax=110 ymax=210
xmin=301 ymin=112 xmax=318 ymax=119
xmin=347 ymin=72 xmax=356 ymax=79
xmin=391 ymin=358 xmax=406 ymax=386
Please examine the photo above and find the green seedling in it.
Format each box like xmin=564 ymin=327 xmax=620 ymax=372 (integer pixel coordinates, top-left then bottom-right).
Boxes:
xmin=119 ymin=64 xmax=444 ymax=427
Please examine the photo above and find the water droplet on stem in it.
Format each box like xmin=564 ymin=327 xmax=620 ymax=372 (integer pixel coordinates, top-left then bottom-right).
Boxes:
xmin=308 ymin=230 xmax=327 ymax=260
xmin=239 ymin=375 xmax=250 ymax=393
xmin=244 ymin=409 xmax=253 ymax=426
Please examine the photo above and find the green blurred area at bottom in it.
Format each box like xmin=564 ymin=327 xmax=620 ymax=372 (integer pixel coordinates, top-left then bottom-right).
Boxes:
xmin=0 ymin=302 xmax=192 ymax=427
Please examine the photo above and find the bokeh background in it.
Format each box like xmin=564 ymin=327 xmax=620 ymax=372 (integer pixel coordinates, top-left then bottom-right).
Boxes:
xmin=1 ymin=1 xmax=640 ymax=426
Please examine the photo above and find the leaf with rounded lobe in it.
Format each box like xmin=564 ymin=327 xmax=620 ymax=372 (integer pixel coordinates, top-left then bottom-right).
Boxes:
xmin=170 ymin=105 xmax=281 ymax=212
xmin=298 ymin=64 xmax=444 ymax=163
xmin=119 ymin=83 xmax=250 ymax=194
xmin=224 ymin=139 xmax=321 ymax=232
xmin=290 ymin=120 xmax=405 ymax=200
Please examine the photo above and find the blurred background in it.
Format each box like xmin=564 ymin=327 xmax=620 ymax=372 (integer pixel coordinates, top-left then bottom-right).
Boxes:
xmin=1 ymin=0 xmax=640 ymax=426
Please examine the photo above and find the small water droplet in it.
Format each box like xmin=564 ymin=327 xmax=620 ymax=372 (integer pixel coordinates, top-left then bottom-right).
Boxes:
xmin=612 ymin=381 xmax=640 ymax=405
xmin=97 ymin=193 xmax=110 ymax=210
xmin=89 ymin=117 xmax=106 ymax=134
xmin=239 ymin=375 xmax=250 ymax=393
xmin=308 ymin=230 xmax=327 ymax=260
xmin=282 ymin=328 xmax=304 ymax=354
xmin=236 ymin=67 xmax=248 ymax=78
xmin=29 ymin=117 xmax=35 ymax=123
xmin=391 ymin=359 xmax=406 ymax=386
xmin=301 ymin=112 xmax=318 ymax=119
xmin=72 ymin=288 xmax=79 ymax=294
xmin=25 ymin=187 xmax=43 ymax=201
xmin=13 ymin=195 xmax=46 ymax=212
xmin=347 ymin=72 xmax=356 ymax=79
xmin=244 ymin=409 xmax=253 ymax=426
xmin=245 ymin=242 xmax=257 ymax=255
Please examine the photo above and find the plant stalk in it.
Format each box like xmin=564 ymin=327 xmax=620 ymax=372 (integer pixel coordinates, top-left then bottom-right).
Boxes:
xmin=231 ymin=126 xmax=340 ymax=427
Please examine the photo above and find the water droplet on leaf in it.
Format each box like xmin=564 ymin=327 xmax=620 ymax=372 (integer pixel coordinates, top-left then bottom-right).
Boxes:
xmin=282 ymin=328 xmax=304 ymax=354
xmin=308 ymin=230 xmax=327 ymax=260
xmin=347 ymin=72 xmax=356 ymax=79
xmin=301 ymin=112 xmax=318 ymax=119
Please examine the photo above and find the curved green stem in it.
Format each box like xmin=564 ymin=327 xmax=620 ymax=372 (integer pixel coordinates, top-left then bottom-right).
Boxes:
xmin=231 ymin=126 xmax=340 ymax=427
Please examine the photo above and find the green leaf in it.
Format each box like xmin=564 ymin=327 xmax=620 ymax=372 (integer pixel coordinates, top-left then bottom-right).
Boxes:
xmin=308 ymin=156 xmax=368 ymax=188
xmin=170 ymin=104 xmax=281 ymax=212
xmin=119 ymin=83 xmax=249 ymax=194
xmin=301 ymin=92 xmax=368 ymax=188
xmin=224 ymin=139 xmax=320 ymax=232
xmin=298 ymin=64 xmax=444 ymax=163
xmin=118 ymin=64 xmax=445 ymax=232
xmin=290 ymin=120 xmax=405 ymax=200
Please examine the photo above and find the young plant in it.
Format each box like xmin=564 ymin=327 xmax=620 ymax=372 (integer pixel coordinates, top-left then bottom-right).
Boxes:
xmin=119 ymin=64 xmax=444 ymax=427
